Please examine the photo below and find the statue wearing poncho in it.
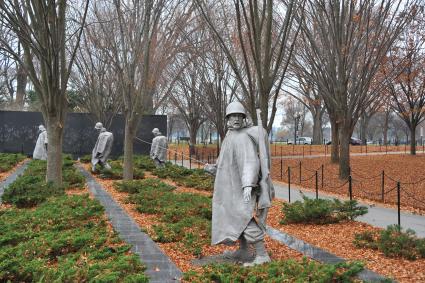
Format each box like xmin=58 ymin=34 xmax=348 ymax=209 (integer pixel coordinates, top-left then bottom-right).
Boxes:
xmin=91 ymin=122 xmax=114 ymax=172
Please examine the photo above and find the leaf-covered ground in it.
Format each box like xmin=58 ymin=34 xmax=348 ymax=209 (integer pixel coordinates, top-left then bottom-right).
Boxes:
xmin=271 ymin=154 xmax=425 ymax=213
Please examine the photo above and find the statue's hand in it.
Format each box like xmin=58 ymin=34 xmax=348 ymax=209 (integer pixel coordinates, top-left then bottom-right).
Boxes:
xmin=204 ymin=163 xmax=217 ymax=175
xmin=243 ymin=187 xmax=252 ymax=203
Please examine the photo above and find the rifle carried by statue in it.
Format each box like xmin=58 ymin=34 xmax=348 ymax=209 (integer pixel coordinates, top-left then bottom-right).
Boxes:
xmin=256 ymin=109 xmax=275 ymax=210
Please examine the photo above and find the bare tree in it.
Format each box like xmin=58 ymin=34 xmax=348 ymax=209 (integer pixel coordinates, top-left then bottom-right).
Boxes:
xmin=169 ymin=52 xmax=207 ymax=154
xmin=280 ymin=96 xmax=309 ymax=139
xmin=195 ymin=0 xmax=304 ymax=132
xmin=296 ymin=0 xmax=417 ymax=178
xmin=0 ymin=22 xmax=27 ymax=110
xmin=383 ymin=8 xmax=425 ymax=154
xmin=200 ymin=34 xmax=238 ymax=142
xmin=93 ymin=0 xmax=191 ymax=180
xmin=0 ymin=0 xmax=89 ymax=185
xmin=70 ymin=24 xmax=122 ymax=128
xmin=283 ymin=74 xmax=325 ymax=144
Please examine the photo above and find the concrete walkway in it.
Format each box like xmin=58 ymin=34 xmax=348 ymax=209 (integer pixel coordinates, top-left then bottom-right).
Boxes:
xmin=178 ymin=159 xmax=425 ymax=238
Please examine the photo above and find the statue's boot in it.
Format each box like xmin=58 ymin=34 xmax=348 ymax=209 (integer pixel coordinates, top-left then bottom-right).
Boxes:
xmin=223 ymin=238 xmax=254 ymax=262
xmin=243 ymin=240 xmax=271 ymax=267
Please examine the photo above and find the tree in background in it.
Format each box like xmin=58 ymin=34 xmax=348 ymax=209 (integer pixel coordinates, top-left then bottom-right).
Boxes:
xmin=383 ymin=7 xmax=425 ymax=155
xmin=0 ymin=0 xmax=89 ymax=185
xmin=297 ymin=0 xmax=417 ymax=178
xmin=195 ymin=0 xmax=304 ymax=132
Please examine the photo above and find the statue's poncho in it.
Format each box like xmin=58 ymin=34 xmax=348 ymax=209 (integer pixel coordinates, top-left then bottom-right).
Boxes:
xmin=33 ymin=130 xmax=48 ymax=160
xmin=92 ymin=129 xmax=114 ymax=165
xmin=150 ymin=135 xmax=168 ymax=162
xmin=212 ymin=126 xmax=274 ymax=245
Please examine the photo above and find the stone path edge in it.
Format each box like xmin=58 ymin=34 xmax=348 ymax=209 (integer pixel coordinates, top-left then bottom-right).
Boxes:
xmin=77 ymin=165 xmax=182 ymax=283
xmin=0 ymin=160 xmax=29 ymax=203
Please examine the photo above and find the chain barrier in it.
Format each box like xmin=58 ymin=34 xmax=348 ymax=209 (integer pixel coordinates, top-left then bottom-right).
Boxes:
xmin=383 ymin=173 xmax=401 ymax=184
xmin=300 ymin=163 xmax=323 ymax=173
xmin=300 ymin=172 xmax=316 ymax=182
xmin=351 ymin=178 xmax=382 ymax=198
xmin=134 ymin=136 xmax=207 ymax=165
xmin=402 ymin=188 xmax=425 ymax=207
xmin=351 ymin=171 xmax=382 ymax=180
xmin=398 ymin=176 xmax=425 ymax=186
xmin=323 ymin=179 xmax=349 ymax=189
xmin=384 ymin=184 xmax=398 ymax=196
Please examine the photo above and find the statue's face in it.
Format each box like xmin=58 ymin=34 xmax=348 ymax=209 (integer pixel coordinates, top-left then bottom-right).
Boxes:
xmin=228 ymin=113 xmax=244 ymax=130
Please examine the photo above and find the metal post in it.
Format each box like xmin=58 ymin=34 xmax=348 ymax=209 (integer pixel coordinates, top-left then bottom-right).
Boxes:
xmin=397 ymin=182 xmax=401 ymax=227
xmin=321 ymin=164 xmax=324 ymax=188
xmin=302 ymin=145 xmax=305 ymax=158
xmin=348 ymin=166 xmax=351 ymax=177
xmin=280 ymin=146 xmax=282 ymax=157
xmin=349 ymin=175 xmax=353 ymax=201
xmin=280 ymin=158 xmax=283 ymax=180
xmin=181 ymin=153 xmax=183 ymax=166
xmin=315 ymin=171 xmax=318 ymax=199
xmin=174 ymin=152 xmax=177 ymax=164
xmin=310 ymin=144 xmax=312 ymax=155
xmin=381 ymin=170 xmax=385 ymax=202
xmin=288 ymin=167 xmax=291 ymax=203
xmin=189 ymin=151 xmax=192 ymax=169
xmin=299 ymin=161 xmax=302 ymax=184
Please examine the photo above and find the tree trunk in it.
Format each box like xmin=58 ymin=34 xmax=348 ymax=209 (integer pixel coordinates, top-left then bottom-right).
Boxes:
xmin=312 ymin=109 xmax=323 ymax=144
xmin=46 ymin=116 xmax=64 ymax=186
xmin=410 ymin=125 xmax=416 ymax=155
xmin=14 ymin=64 xmax=27 ymax=110
xmin=330 ymin=118 xmax=339 ymax=163
xmin=189 ymin=125 xmax=197 ymax=155
xmin=339 ymin=125 xmax=351 ymax=179
xmin=383 ymin=112 xmax=389 ymax=145
xmin=123 ymin=118 xmax=136 ymax=180
xmin=359 ymin=114 xmax=369 ymax=145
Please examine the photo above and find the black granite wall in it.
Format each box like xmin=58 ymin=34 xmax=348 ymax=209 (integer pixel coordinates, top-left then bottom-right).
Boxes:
xmin=0 ymin=111 xmax=167 ymax=158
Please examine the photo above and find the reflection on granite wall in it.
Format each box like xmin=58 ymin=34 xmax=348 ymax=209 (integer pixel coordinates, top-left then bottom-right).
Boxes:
xmin=0 ymin=111 xmax=166 ymax=158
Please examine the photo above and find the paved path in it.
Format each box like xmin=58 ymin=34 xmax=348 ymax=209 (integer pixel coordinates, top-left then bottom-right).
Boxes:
xmin=0 ymin=160 xmax=29 ymax=203
xmin=77 ymin=166 xmax=182 ymax=283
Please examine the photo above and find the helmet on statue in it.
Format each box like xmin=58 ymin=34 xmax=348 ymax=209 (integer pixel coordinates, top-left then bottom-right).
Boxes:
xmin=94 ymin=122 xmax=103 ymax=130
xmin=225 ymin=101 xmax=246 ymax=118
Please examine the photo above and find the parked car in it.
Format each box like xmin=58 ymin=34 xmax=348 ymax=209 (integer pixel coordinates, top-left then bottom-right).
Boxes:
xmin=326 ymin=137 xmax=362 ymax=145
xmin=287 ymin=137 xmax=313 ymax=145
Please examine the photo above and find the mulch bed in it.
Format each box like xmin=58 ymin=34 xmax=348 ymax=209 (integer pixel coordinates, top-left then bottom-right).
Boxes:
xmin=271 ymin=154 xmax=425 ymax=214
xmin=268 ymin=200 xmax=425 ymax=283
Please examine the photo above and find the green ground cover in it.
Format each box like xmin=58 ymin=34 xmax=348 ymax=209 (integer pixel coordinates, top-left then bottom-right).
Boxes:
xmin=0 ymin=153 xmax=26 ymax=172
xmin=0 ymin=157 xmax=148 ymax=282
